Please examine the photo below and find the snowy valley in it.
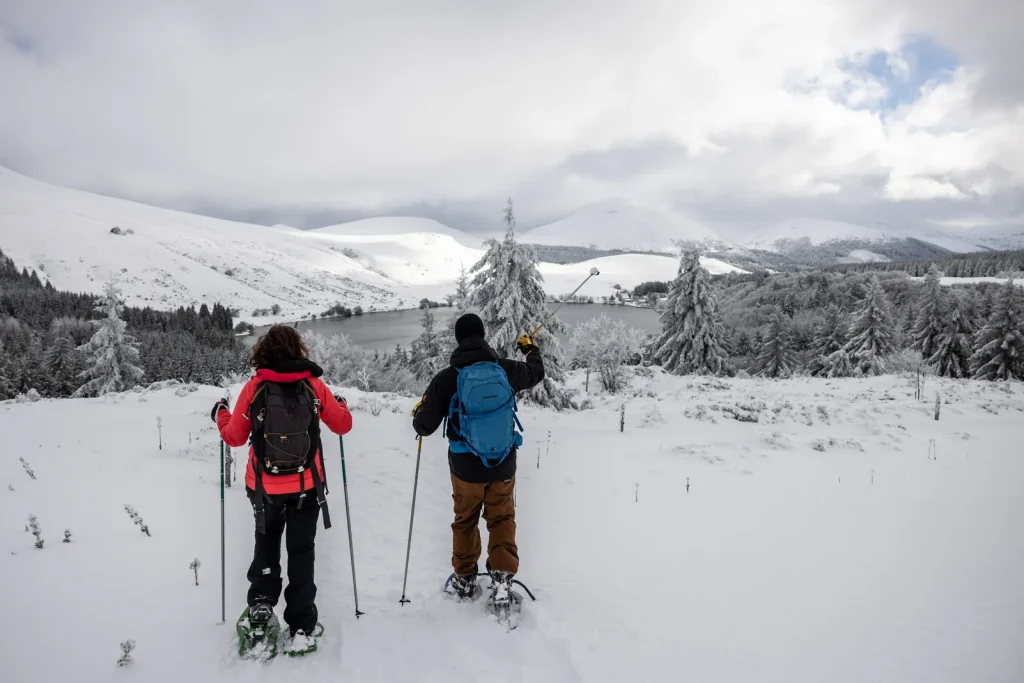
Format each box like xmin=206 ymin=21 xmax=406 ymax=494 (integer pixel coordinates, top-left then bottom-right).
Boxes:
xmin=2 ymin=371 xmax=1022 ymax=683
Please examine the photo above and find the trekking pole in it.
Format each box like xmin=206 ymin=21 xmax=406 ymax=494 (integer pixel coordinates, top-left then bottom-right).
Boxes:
xmin=399 ymin=436 xmax=423 ymax=605
xmin=530 ymin=266 xmax=600 ymax=336
xmin=219 ymin=439 xmax=226 ymax=624
xmin=339 ymin=435 xmax=364 ymax=618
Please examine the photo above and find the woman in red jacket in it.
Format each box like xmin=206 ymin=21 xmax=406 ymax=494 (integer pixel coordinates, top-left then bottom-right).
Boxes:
xmin=212 ymin=325 xmax=352 ymax=647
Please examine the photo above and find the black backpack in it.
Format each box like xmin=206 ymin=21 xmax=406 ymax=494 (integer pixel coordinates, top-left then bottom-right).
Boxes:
xmin=249 ymin=380 xmax=332 ymax=533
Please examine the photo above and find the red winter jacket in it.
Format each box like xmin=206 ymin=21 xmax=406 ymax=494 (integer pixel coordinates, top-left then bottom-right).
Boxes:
xmin=216 ymin=362 xmax=352 ymax=496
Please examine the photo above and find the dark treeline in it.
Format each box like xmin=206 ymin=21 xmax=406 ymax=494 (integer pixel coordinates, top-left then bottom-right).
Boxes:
xmin=0 ymin=247 xmax=246 ymax=399
xmin=826 ymin=249 xmax=1024 ymax=278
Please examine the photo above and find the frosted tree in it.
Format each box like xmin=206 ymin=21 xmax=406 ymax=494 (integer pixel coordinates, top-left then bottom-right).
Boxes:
xmin=970 ymin=278 xmax=1024 ymax=381
xmin=842 ymin=276 xmax=897 ymax=375
xmin=410 ymin=305 xmax=445 ymax=381
xmin=442 ymin=264 xmax=472 ymax=352
xmin=754 ymin=309 xmax=796 ymax=379
xmin=569 ymin=313 xmax=644 ymax=393
xmin=929 ymin=296 xmax=975 ymax=379
xmin=470 ymin=199 xmax=571 ymax=407
xmin=911 ymin=265 xmax=947 ymax=359
xmin=808 ymin=305 xmax=849 ymax=376
xmin=74 ymin=279 xmax=144 ymax=397
xmin=652 ymin=251 xmax=730 ymax=376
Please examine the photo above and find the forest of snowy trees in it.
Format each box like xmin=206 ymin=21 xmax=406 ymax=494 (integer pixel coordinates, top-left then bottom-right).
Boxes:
xmin=0 ymin=248 xmax=246 ymax=400
xmin=3 ymin=202 xmax=1024 ymax=405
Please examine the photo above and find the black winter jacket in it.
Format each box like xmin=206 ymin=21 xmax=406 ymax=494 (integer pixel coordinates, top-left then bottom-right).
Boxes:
xmin=412 ymin=335 xmax=545 ymax=483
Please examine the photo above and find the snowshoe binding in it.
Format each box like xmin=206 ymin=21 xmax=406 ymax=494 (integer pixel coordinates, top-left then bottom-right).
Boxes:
xmin=237 ymin=603 xmax=281 ymax=661
xmin=283 ymin=623 xmax=324 ymax=657
xmin=446 ymin=572 xmax=479 ymax=600
xmin=487 ymin=571 xmax=523 ymax=631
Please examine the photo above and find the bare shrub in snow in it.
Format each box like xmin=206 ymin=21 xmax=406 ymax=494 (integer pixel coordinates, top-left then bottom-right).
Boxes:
xmin=570 ymin=313 xmax=645 ymax=394
xmin=125 ymin=505 xmax=151 ymax=536
xmin=876 ymin=349 xmax=936 ymax=376
xmin=63 ymin=529 xmax=72 ymax=543
xmin=190 ymin=558 xmax=201 ymax=585
xmin=117 ymin=639 xmax=136 ymax=667
xmin=20 ymin=457 xmax=36 ymax=480
xmin=368 ymin=398 xmax=384 ymax=417
xmin=28 ymin=515 xmax=44 ymax=548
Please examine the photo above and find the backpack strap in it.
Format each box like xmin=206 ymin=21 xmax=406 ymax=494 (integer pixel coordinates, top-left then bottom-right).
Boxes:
xmin=249 ymin=381 xmax=270 ymax=534
xmin=300 ymin=379 xmax=331 ymax=529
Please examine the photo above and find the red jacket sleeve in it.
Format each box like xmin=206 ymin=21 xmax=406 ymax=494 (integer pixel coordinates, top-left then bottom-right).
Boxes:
xmin=216 ymin=379 xmax=258 ymax=448
xmin=311 ymin=378 xmax=353 ymax=436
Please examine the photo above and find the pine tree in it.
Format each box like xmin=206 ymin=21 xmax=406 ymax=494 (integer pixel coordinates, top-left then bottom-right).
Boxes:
xmin=843 ymin=276 xmax=897 ymax=375
xmin=410 ymin=305 xmax=445 ymax=381
xmin=808 ymin=305 xmax=849 ymax=376
xmin=911 ymin=265 xmax=946 ymax=359
xmin=74 ymin=279 xmax=144 ymax=396
xmin=929 ymin=296 xmax=975 ymax=379
xmin=470 ymin=199 xmax=571 ymax=407
xmin=970 ymin=278 xmax=1024 ymax=381
xmin=754 ymin=309 xmax=796 ymax=378
xmin=652 ymin=251 xmax=730 ymax=376
xmin=44 ymin=333 xmax=82 ymax=397
xmin=443 ymin=264 xmax=473 ymax=352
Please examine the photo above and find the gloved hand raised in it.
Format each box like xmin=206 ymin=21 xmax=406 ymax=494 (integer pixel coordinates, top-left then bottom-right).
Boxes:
xmin=411 ymin=396 xmax=425 ymax=417
xmin=516 ymin=334 xmax=538 ymax=355
xmin=210 ymin=398 xmax=229 ymax=423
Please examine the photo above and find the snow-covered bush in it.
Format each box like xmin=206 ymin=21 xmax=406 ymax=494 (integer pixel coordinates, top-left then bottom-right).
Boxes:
xmin=15 ymin=388 xmax=42 ymax=403
xmin=117 ymin=640 xmax=136 ymax=667
xmin=569 ymin=313 xmax=645 ymax=394
xmin=305 ymin=332 xmax=418 ymax=394
xmin=876 ymin=349 xmax=935 ymax=376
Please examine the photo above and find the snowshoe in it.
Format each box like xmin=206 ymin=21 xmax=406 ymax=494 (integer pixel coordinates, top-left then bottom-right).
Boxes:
xmin=445 ymin=572 xmax=479 ymax=600
xmin=283 ymin=623 xmax=324 ymax=657
xmin=487 ymin=571 xmax=523 ymax=631
xmin=236 ymin=604 xmax=281 ymax=661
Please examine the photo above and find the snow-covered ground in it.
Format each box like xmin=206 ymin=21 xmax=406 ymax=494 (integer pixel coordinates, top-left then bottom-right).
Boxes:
xmin=3 ymin=371 xmax=1022 ymax=683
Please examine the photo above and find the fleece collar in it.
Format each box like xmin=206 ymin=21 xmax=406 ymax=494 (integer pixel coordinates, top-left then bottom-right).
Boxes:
xmin=254 ymin=358 xmax=324 ymax=383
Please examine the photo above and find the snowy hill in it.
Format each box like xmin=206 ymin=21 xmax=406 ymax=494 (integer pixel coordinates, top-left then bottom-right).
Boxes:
xmin=539 ymin=253 xmax=743 ymax=296
xmin=3 ymin=372 xmax=1022 ymax=682
xmin=314 ymin=217 xmax=489 ymax=249
xmin=525 ymin=201 xmax=727 ymax=253
xmin=0 ymin=165 xmax=481 ymax=318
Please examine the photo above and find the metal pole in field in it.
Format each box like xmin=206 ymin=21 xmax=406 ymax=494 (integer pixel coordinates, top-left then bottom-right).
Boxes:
xmin=220 ymin=439 xmax=226 ymax=623
xmin=399 ymin=437 xmax=424 ymax=605
xmin=339 ymin=435 xmax=364 ymax=618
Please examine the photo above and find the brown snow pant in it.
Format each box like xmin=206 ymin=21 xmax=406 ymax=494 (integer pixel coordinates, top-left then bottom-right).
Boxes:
xmin=450 ymin=474 xmax=519 ymax=576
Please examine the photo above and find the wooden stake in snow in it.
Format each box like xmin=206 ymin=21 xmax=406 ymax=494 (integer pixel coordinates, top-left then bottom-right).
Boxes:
xmin=536 ymin=447 xmax=540 ymax=470
xmin=635 ymin=482 xmax=639 ymax=502
xmin=190 ymin=558 xmax=201 ymax=585
xmin=928 ymin=439 xmax=938 ymax=461
xmin=157 ymin=416 xmax=162 ymax=451
xmin=871 ymin=469 xmax=874 ymax=485
xmin=686 ymin=477 xmax=690 ymax=493
xmin=620 ymin=404 xmax=625 ymax=433
xmin=934 ymin=393 xmax=941 ymax=421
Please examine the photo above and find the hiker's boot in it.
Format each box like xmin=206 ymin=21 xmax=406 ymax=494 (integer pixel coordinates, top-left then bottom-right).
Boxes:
xmin=450 ymin=572 xmax=478 ymax=600
xmin=249 ymin=603 xmax=274 ymax=628
xmin=489 ymin=570 xmax=514 ymax=607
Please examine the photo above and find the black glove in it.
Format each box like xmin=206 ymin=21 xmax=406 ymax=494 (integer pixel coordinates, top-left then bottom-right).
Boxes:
xmin=516 ymin=334 xmax=539 ymax=356
xmin=210 ymin=398 xmax=229 ymax=423
xmin=333 ymin=394 xmax=347 ymax=406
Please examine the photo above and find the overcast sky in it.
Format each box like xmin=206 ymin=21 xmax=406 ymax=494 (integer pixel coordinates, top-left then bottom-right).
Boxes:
xmin=1 ymin=0 xmax=1022 ymax=233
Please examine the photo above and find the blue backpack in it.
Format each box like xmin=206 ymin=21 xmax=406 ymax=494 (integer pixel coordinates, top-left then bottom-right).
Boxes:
xmin=447 ymin=361 xmax=524 ymax=467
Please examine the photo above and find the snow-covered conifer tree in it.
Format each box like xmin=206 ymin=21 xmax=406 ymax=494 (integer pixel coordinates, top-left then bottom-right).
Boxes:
xmin=970 ymin=278 xmax=1024 ymax=381
xmin=842 ymin=276 xmax=897 ymax=375
xmin=410 ymin=305 xmax=445 ymax=381
xmin=470 ymin=199 xmax=571 ymax=407
xmin=929 ymin=296 xmax=975 ymax=379
xmin=652 ymin=251 xmax=730 ymax=376
xmin=808 ymin=305 xmax=849 ymax=376
xmin=442 ymin=264 xmax=472 ymax=352
xmin=754 ymin=309 xmax=796 ymax=379
xmin=74 ymin=279 xmax=144 ymax=397
xmin=911 ymin=265 xmax=946 ymax=359
xmin=43 ymin=332 xmax=81 ymax=397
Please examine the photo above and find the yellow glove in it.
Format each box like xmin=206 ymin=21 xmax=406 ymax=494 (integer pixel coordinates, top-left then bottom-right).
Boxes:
xmin=411 ymin=398 xmax=424 ymax=417
xmin=516 ymin=335 xmax=537 ymax=355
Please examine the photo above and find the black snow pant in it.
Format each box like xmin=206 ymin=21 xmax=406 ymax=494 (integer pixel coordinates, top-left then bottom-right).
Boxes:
xmin=246 ymin=488 xmax=320 ymax=633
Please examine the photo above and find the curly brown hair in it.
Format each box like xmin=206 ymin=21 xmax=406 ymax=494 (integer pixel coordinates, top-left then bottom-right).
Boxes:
xmin=249 ymin=325 xmax=308 ymax=369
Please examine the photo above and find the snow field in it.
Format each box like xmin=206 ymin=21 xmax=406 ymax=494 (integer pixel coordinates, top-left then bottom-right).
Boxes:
xmin=2 ymin=372 xmax=1023 ymax=682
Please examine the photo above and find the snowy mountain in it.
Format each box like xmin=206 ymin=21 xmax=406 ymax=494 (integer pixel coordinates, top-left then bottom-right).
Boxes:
xmin=315 ymin=217 xmax=489 ymax=249
xmin=524 ymin=201 xmax=727 ymax=253
xmin=4 ymin=371 xmax=1022 ymax=682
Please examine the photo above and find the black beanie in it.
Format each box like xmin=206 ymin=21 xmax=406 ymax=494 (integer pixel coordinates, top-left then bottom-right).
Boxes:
xmin=454 ymin=313 xmax=486 ymax=343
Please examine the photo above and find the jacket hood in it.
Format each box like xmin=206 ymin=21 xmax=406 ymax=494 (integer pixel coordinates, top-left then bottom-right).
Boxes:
xmin=449 ymin=335 xmax=499 ymax=368
xmin=255 ymin=358 xmax=324 ymax=383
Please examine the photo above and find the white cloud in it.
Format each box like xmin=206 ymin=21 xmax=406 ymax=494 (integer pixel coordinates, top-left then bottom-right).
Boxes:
xmin=0 ymin=0 xmax=1020 ymax=229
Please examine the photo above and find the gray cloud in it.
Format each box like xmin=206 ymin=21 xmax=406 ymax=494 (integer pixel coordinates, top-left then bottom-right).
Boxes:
xmin=0 ymin=0 xmax=1021 ymax=234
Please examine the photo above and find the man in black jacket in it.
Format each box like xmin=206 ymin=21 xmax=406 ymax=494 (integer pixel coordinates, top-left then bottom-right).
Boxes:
xmin=412 ymin=313 xmax=544 ymax=600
